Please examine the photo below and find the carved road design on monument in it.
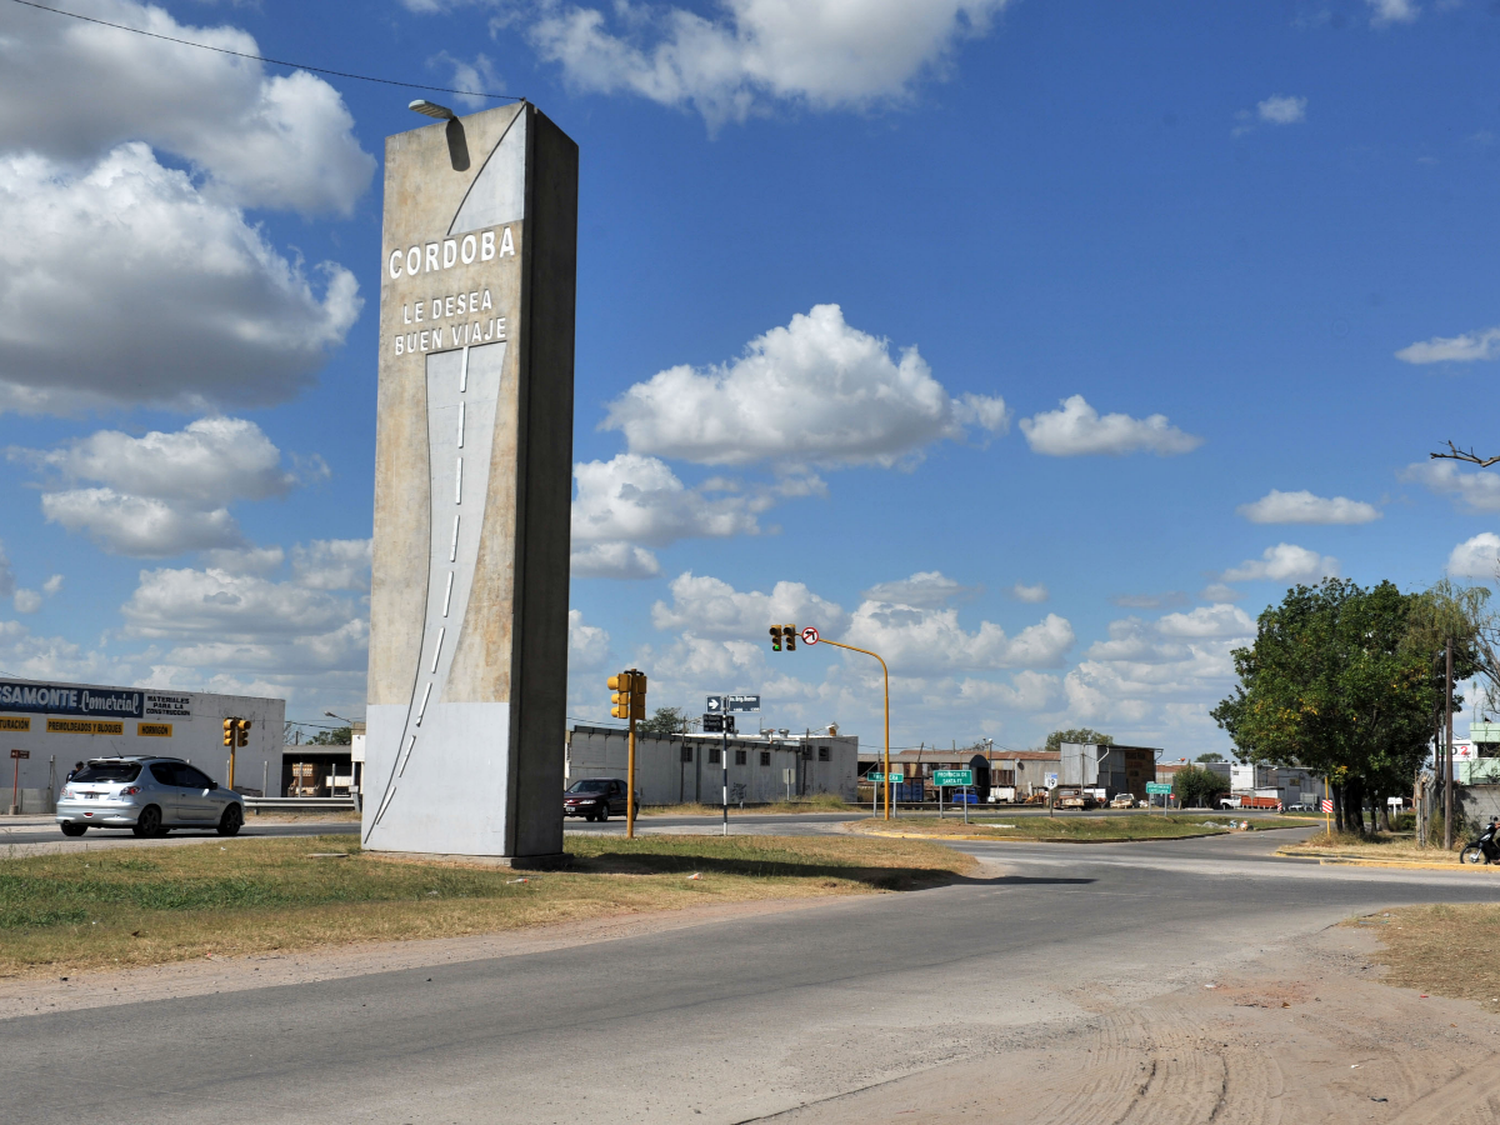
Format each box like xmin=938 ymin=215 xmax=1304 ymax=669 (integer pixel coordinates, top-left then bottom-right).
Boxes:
xmin=369 ymin=341 xmax=505 ymax=834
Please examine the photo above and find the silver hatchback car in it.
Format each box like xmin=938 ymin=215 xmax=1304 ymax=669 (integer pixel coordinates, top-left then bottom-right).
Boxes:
xmin=55 ymin=756 xmax=245 ymax=838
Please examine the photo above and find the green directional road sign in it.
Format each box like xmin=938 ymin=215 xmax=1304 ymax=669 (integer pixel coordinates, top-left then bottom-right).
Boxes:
xmin=865 ymin=772 xmax=905 ymax=784
xmin=933 ymin=769 xmax=973 ymax=787
xmin=1145 ymin=782 xmax=1173 ymax=795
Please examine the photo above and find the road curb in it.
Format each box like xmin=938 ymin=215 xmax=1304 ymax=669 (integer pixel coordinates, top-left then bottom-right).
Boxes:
xmin=1273 ymin=848 xmax=1499 ymax=871
xmin=855 ymin=829 xmax=1254 ymax=844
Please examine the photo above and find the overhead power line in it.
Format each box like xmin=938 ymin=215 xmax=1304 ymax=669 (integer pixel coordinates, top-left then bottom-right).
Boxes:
xmin=8 ymin=0 xmax=523 ymax=102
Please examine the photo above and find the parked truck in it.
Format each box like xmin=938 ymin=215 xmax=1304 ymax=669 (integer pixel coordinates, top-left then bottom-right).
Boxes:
xmin=1220 ymin=794 xmax=1281 ymax=810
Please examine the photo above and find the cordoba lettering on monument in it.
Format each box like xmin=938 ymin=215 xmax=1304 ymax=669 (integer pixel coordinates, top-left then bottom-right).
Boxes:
xmin=386 ymin=226 xmax=515 ymax=280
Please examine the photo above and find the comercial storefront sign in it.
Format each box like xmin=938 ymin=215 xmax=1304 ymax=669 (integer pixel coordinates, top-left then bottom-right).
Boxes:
xmin=0 ymin=681 xmax=143 ymax=719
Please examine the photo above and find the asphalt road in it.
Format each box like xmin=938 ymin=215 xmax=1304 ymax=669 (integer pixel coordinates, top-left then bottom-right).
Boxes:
xmin=569 ymin=806 xmax=1303 ymax=836
xmin=0 ymin=816 xmax=359 ymax=849
xmin=5 ymin=825 xmax=1499 ymax=1123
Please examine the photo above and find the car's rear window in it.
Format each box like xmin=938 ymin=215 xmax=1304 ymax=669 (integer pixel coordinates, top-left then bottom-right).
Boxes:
xmin=72 ymin=762 xmax=141 ymax=783
xmin=568 ymin=780 xmax=610 ymax=793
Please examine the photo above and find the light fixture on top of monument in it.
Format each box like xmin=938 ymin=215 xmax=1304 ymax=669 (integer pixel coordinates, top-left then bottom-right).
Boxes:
xmin=409 ymin=99 xmax=469 ymax=171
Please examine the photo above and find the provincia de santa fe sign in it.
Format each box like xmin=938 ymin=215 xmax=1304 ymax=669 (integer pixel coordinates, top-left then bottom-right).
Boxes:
xmin=362 ymin=102 xmax=579 ymax=861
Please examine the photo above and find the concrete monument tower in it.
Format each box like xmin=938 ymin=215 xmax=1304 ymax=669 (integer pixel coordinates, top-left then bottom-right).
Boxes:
xmin=362 ymin=101 xmax=577 ymax=858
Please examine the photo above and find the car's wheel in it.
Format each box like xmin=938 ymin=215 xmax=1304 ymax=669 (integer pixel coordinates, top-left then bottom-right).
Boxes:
xmin=132 ymin=805 xmax=165 ymax=838
xmin=1461 ymin=844 xmax=1485 ymax=864
xmin=597 ymin=805 xmax=608 ymax=822
xmin=217 ymin=804 xmax=243 ymax=837
xmin=60 ymin=823 xmax=87 ymax=837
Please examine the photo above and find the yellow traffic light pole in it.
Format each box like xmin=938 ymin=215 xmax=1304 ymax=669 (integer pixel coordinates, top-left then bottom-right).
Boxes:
xmin=608 ymin=670 xmax=646 ymax=838
xmin=222 ymin=718 xmax=252 ymax=791
xmin=810 ymin=638 xmax=892 ymax=821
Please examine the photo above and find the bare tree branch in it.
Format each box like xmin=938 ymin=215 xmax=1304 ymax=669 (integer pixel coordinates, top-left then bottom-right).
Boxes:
xmin=1431 ymin=441 xmax=1500 ymax=468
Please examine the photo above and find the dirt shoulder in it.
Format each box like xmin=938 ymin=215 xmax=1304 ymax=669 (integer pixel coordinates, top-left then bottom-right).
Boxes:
xmin=762 ymin=923 xmax=1500 ymax=1124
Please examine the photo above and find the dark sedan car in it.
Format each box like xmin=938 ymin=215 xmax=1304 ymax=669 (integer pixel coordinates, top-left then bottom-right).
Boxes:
xmin=563 ymin=777 xmax=638 ymax=821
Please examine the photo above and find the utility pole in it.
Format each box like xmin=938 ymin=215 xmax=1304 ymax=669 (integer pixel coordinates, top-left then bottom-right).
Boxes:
xmin=1445 ymin=639 xmax=1454 ymax=851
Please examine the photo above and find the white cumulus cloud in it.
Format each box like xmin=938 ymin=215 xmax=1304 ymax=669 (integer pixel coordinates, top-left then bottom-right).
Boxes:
xmin=862 ymin=571 xmax=978 ymax=608
xmin=120 ymin=563 xmax=368 ymax=675
xmin=1019 ymin=395 xmax=1202 ymax=457
xmin=0 ymin=0 xmax=374 ymax=215
xmin=846 ymin=603 xmax=1075 ymax=673
xmin=291 ymin=539 xmax=372 ymax=592
xmin=651 ymin=572 xmax=851 ymax=639
xmin=527 ymin=0 xmax=1012 ymax=126
xmin=0 ymin=147 xmax=361 ymax=412
xmin=1396 ymin=327 xmax=1500 ymax=364
xmin=568 ymin=609 xmax=612 ymax=672
xmin=602 ymin=304 xmax=1007 ymax=468
xmin=1448 ymin=533 xmax=1500 ymax=579
xmin=18 ymin=417 xmax=297 ymax=505
xmin=1009 ymin=582 xmax=1049 ymax=604
xmin=1402 ymin=461 xmax=1500 ymax=513
xmin=572 ymin=454 xmax=789 ymax=577
xmin=18 ymin=417 xmax=307 ymax=557
xmin=1236 ymin=489 xmax=1380 ymax=525
xmin=1368 ymin=0 xmax=1419 ymax=26
xmin=42 ymin=491 xmax=243 ymax=557
xmin=1257 ymin=95 xmax=1307 ymax=125
xmin=1221 ymin=543 xmax=1339 ymax=584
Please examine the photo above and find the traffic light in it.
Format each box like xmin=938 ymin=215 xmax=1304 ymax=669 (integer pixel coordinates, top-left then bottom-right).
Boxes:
xmin=608 ymin=670 xmax=647 ymax=720
xmin=769 ymin=626 xmax=782 ymax=652
xmin=783 ymin=623 xmax=797 ymax=652
xmin=237 ymin=719 xmax=251 ymax=748
xmin=608 ymin=671 xmax=634 ymax=719
xmin=223 ymin=718 xmax=236 ymax=747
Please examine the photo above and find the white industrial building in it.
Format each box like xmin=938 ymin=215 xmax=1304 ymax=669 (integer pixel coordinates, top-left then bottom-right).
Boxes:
xmin=0 ymin=677 xmax=284 ymax=812
xmin=566 ymin=725 xmax=859 ymax=805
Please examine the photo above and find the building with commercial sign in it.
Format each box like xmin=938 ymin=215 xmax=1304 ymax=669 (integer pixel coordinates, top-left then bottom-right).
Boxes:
xmin=0 ymin=678 xmax=284 ymax=812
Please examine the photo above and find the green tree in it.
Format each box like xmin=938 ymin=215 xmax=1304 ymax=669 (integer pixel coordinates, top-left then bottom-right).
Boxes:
xmin=1173 ymin=764 xmax=1229 ymax=808
xmin=1195 ymin=752 xmax=1225 ymax=763
xmin=306 ymin=726 xmax=351 ymax=745
xmin=1043 ymin=728 xmax=1114 ymax=753
xmin=1402 ymin=578 xmax=1497 ymax=843
xmin=1212 ymin=578 xmax=1436 ymax=834
xmin=638 ymin=706 xmax=690 ymax=735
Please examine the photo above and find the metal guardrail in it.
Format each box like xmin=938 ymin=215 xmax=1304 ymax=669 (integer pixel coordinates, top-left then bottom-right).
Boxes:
xmin=245 ymin=796 xmax=358 ymax=813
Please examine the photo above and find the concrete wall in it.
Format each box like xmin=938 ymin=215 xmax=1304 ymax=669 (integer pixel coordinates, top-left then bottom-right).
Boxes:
xmin=567 ymin=727 xmax=859 ymax=804
xmin=364 ymin=103 xmax=577 ymax=858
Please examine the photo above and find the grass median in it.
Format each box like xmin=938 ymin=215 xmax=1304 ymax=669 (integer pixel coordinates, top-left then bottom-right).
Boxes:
xmin=849 ymin=812 xmax=1307 ymax=842
xmin=0 ymin=832 xmax=973 ymax=978
xmin=1277 ymin=830 xmax=1468 ymax=863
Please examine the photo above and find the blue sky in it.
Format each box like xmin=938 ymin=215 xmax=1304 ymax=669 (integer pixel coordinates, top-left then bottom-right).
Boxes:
xmin=1 ymin=0 xmax=1498 ymax=752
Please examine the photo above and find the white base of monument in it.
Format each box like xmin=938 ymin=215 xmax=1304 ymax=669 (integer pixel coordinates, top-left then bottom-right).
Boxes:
xmin=362 ymin=701 xmax=512 ymax=855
